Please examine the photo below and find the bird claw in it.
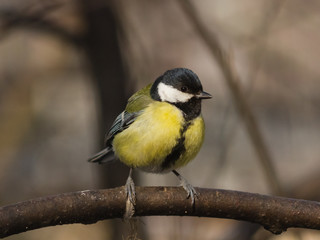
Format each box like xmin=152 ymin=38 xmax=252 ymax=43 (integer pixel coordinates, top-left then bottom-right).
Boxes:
xmin=181 ymin=181 xmax=199 ymax=206
xmin=173 ymin=170 xmax=199 ymax=206
xmin=124 ymin=173 xmax=136 ymax=219
xmin=125 ymin=175 xmax=136 ymax=205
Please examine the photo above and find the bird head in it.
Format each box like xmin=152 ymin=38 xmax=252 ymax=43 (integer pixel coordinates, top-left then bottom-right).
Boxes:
xmin=151 ymin=68 xmax=212 ymax=104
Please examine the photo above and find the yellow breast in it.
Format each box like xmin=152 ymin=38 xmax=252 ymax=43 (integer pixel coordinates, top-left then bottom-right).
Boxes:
xmin=112 ymin=101 xmax=205 ymax=172
xmin=113 ymin=102 xmax=183 ymax=170
xmin=174 ymin=116 xmax=205 ymax=169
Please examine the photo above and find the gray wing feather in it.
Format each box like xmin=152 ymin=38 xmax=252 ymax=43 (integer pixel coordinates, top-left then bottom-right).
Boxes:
xmin=88 ymin=110 xmax=140 ymax=164
xmin=105 ymin=111 xmax=140 ymax=146
xmin=87 ymin=147 xmax=114 ymax=163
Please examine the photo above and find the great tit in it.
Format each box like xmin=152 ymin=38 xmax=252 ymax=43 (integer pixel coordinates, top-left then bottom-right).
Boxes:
xmin=88 ymin=68 xmax=211 ymax=213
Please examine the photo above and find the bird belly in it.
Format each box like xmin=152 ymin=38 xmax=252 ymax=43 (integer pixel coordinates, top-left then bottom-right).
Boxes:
xmin=112 ymin=102 xmax=184 ymax=172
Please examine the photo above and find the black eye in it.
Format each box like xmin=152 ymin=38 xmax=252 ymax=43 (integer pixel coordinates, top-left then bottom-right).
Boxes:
xmin=181 ymin=86 xmax=188 ymax=92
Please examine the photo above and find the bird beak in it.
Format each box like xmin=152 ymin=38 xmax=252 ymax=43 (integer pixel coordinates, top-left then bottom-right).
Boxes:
xmin=196 ymin=91 xmax=212 ymax=99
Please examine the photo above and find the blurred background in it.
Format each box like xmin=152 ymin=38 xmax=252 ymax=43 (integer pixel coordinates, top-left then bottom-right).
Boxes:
xmin=1 ymin=0 xmax=320 ymax=239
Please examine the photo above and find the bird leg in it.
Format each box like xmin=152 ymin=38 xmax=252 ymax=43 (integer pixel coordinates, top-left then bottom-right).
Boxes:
xmin=172 ymin=169 xmax=198 ymax=205
xmin=124 ymin=168 xmax=136 ymax=219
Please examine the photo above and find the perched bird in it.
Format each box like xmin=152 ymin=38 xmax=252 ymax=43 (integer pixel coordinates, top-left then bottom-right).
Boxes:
xmin=88 ymin=68 xmax=211 ymax=214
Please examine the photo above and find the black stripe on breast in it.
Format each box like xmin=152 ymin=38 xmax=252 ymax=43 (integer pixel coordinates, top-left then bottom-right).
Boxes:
xmin=161 ymin=122 xmax=191 ymax=170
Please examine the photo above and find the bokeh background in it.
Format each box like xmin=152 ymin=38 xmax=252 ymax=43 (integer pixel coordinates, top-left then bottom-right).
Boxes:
xmin=1 ymin=0 xmax=320 ymax=239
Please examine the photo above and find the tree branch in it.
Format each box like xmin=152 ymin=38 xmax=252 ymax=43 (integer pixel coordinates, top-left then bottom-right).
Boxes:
xmin=1 ymin=187 xmax=320 ymax=238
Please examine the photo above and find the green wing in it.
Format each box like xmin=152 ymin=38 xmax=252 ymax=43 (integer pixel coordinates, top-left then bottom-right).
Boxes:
xmin=125 ymin=83 xmax=153 ymax=113
xmin=105 ymin=84 xmax=153 ymax=146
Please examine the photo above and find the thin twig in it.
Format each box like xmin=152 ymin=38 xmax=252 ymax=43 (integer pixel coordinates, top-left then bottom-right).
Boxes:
xmin=177 ymin=0 xmax=283 ymax=195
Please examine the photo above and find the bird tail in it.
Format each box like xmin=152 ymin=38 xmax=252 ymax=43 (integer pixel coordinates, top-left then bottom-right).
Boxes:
xmin=88 ymin=147 xmax=116 ymax=164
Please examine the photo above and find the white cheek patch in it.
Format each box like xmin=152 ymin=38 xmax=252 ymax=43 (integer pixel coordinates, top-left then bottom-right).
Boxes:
xmin=158 ymin=82 xmax=193 ymax=103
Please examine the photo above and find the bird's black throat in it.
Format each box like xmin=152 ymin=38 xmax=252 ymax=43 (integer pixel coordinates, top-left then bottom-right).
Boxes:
xmin=151 ymin=86 xmax=202 ymax=122
xmin=174 ymin=97 xmax=202 ymax=122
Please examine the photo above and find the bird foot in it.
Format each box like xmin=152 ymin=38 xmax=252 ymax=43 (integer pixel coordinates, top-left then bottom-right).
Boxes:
xmin=172 ymin=170 xmax=199 ymax=206
xmin=124 ymin=174 xmax=136 ymax=219
xmin=180 ymin=178 xmax=199 ymax=205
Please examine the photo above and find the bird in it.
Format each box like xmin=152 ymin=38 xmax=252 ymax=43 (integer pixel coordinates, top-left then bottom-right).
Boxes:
xmin=88 ymin=68 xmax=211 ymax=216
